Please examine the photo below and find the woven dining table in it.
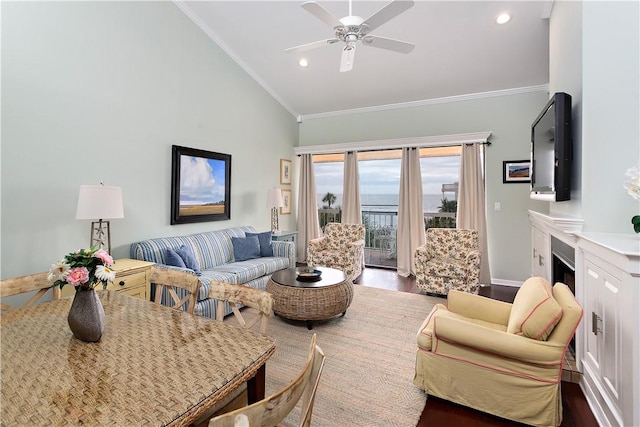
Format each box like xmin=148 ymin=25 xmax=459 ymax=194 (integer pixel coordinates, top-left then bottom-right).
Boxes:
xmin=0 ymin=291 xmax=275 ymax=427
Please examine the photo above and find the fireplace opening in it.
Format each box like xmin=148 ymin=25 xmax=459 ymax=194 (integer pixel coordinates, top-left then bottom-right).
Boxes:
xmin=551 ymin=236 xmax=576 ymax=353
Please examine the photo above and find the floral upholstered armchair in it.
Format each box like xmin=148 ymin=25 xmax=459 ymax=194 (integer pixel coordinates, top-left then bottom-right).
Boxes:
xmin=307 ymin=223 xmax=366 ymax=282
xmin=415 ymin=228 xmax=481 ymax=295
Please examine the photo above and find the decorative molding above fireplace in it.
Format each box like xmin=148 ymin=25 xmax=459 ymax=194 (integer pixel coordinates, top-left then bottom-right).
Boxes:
xmin=528 ymin=210 xmax=584 ymax=237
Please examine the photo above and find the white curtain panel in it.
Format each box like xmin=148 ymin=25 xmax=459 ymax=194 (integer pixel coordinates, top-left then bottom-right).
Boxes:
xmin=342 ymin=151 xmax=362 ymax=224
xmin=396 ymin=147 xmax=426 ymax=277
xmin=296 ymin=154 xmax=322 ymax=262
xmin=457 ymin=144 xmax=492 ymax=285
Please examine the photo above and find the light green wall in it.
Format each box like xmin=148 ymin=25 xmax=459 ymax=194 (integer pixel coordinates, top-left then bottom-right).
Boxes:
xmin=549 ymin=0 xmax=583 ymax=217
xmin=299 ymin=92 xmax=550 ymax=282
xmin=1 ymin=2 xmax=298 ymax=278
xmin=548 ymin=0 xmax=640 ymax=232
xmin=580 ymin=1 xmax=640 ymax=232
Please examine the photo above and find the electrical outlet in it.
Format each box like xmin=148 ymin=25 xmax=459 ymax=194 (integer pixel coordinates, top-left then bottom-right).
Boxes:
xmin=494 ymin=202 xmax=501 ymax=211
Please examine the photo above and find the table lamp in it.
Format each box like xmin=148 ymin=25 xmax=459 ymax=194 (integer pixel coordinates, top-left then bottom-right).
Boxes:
xmin=266 ymin=188 xmax=284 ymax=233
xmin=75 ymin=184 xmax=124 ymax=254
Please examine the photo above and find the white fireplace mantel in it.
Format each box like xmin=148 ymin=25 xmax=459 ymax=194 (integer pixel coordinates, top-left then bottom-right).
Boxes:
xmin=528 ymin=210 xmax=585 ymax=240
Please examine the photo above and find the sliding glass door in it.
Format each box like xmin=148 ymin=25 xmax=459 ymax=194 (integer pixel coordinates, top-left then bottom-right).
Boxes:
xmin=313 ymin=146 xmax=461 ymax=269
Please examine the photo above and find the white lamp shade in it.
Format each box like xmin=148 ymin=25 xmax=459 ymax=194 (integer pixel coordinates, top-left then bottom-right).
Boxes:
xmin=266 ymin=188 xmax=284 ymax=208
xmin=75 ymin=185 xmax=124 ymax=220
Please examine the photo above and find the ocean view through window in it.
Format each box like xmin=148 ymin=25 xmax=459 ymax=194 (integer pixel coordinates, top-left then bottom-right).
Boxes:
xmin=313 ymin=147 xmax=462 ymax=267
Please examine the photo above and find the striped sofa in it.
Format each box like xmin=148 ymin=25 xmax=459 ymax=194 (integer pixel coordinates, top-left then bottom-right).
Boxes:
xmin=130 ymin=226 xmax=295 ymax=319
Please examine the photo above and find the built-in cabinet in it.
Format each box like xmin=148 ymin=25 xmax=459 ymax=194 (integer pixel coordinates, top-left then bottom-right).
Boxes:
xmin=577 ymin=233 xmax=639 ymax=427
xmin=529 ymin=211 xmax=640 ymax=427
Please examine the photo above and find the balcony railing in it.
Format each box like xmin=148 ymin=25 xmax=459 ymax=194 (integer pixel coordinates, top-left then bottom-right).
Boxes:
xmin=318 ymin=208 xmax=456 ymax=268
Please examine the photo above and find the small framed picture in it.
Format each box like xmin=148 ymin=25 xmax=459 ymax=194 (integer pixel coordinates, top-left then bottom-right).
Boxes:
xmin=280 ymin=189 xmax=291 ymax=215
xmin=280 ymin=159 xmax=292 ymax=185
xmin=503 ymin=160 xmax=531 ymax=183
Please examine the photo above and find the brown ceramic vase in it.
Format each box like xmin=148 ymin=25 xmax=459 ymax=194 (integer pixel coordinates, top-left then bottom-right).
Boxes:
xmin=67 ymin=288 xmax=105 ymax=343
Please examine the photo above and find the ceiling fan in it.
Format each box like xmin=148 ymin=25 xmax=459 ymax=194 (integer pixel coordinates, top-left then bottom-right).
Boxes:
xmin=285 ymin=0 xmax=415 ymax=72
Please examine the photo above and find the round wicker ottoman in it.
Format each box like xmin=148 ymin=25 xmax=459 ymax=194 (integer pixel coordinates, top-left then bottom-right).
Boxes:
xmin=266 ymin=267 xmax=353 ymax=330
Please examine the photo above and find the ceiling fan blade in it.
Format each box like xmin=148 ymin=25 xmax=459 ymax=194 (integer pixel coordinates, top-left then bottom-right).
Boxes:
xmin=363 ymin=0 xmax=414 ymax=32
xmin=301 ymin=1 xmax=343 ymax=29
xmin=363 ymin=35 xmax=414 ymax=53
xmin=285 ymin=38 xmax=340 ymax=54
xmin=340 ymin=44 xmax=356 ymax=72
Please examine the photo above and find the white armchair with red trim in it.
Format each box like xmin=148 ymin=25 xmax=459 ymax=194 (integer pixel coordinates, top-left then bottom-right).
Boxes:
xmin=413 ymin=277 xmax=583 ymax=426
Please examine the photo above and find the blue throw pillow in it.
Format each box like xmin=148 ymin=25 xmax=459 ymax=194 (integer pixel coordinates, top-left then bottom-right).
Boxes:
xmin=246 ymin=231 xmax=273 ymax=257
xmin=164 ymin=248 xmax=187 ymax=268
xmin=176 ymin=245 xmax=202 ymax=276
xmin=231 ymin=236 xmax=261 ymax=261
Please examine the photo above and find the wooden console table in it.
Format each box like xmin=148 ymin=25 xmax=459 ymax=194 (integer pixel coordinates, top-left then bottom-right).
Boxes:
xmin=271 ymin=230 xmax=297 ymax=244
xmin=60 ymin=258 xmax=154 ymax=300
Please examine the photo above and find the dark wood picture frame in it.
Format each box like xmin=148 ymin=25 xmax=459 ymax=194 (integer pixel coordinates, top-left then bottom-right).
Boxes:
xmin=171 ymin=145 xmax=231 ymax=224
xmin=503 ymin=159 xmax=531 ymax=183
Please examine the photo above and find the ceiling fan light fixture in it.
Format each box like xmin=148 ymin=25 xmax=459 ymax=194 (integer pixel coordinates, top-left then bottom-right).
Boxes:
xmin=287 ymin=0 xmax=416 ymax=72
xmin=496 ymin=13 xmax=511 ymax=24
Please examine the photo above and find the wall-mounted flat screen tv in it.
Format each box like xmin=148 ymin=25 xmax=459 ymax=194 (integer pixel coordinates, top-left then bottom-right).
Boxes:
xmin=530 ymin=92 xmax=572 ymax=202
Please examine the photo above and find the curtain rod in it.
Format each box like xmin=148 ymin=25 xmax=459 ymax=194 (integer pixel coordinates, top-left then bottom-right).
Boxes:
xmin=293 ymin=131 xmax=492 ymax=156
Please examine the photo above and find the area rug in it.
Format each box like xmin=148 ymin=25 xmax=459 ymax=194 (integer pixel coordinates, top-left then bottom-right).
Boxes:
xmin=263 ymin=285 xmax=440 ymax=427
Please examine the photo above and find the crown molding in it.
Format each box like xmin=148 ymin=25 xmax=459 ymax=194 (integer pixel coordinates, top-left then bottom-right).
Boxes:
xmin=300 ymin=84 xmax=549 ymax=121
xmin=172 ymin=0 xmax=298 ymax=119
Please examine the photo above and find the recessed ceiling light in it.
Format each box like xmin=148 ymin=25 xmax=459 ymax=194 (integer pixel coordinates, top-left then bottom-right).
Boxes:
xmin=496 ymin=13 xmax=511 ymax=24
xmin=299 ymin=59 xmax=309 ymax=67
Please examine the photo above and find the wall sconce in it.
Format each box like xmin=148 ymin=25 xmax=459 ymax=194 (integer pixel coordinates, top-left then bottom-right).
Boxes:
xmin=75 ymin=184 xmax=124 ymax=254
xmin=266 ymin=188 xmax=284 ymax=233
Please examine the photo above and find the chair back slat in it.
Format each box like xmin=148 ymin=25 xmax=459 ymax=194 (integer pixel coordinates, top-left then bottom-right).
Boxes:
xmin=208 ymin=334 xmax=325 ymax=427
xmin=149 ymin=266 xmax=200 ymax=314
xmin=208 ymin=280 xmax=273 ymax=334
xmin=0 ymin=272 xmax=60 ymax=311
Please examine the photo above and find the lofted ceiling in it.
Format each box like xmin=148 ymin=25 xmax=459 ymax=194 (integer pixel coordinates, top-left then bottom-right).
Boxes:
xmin=176 ymin=0 xmax=551 ymax=119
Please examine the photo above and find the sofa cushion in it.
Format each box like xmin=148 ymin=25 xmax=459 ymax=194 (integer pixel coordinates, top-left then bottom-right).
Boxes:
xmin=246 ymin=231 xmax=273 ymax=257
xmin=164 ymin=248 xmax=187 ymax=268
xmin=130 ymin=235 xmax=195 ymax=265
xmin=210 ymin=257 xmax=291 ymax=284
xmin=177 ymin=245 xmax=202 ymax=276
xmin=189 ymin=232 xmax=234 ymax=269
xmin=418 ymin=304 xmax=507 ymax=351
xmin=231 ymin=236 xmax=261 ymax=261
xmin=507 ymin=277 xmax=563 ymax=340
xmin=187 ymin=227 xmax=257 ymax=269
xmin=197 ymin=270 xmax=238 ymax=301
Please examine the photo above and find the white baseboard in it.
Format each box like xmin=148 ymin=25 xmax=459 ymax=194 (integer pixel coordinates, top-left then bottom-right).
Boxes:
xmin=490 ymin=278 xmax=523 ymax=287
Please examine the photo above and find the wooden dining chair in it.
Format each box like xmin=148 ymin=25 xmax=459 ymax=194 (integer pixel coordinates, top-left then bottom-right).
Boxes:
xmin=208 ymin=280 xmax=274 ymax=334
xmin=0 ymin=272 xmax=60 ymax=311
xmin=208 ymin=334 xmax=325 ymax=427
xmin=149 ymin=265 xmax=200 ymax=314
xmin=190 ymin=282 xmax=275 ymax=427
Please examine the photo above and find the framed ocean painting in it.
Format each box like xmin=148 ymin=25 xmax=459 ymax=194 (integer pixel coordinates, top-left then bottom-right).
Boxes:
xmin=171 ymin=145 xmax=231 ymax=224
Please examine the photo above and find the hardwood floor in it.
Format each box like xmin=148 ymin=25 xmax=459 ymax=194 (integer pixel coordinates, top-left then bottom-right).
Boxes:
xmin=354 ymin=267 xmax=599 ymax=427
